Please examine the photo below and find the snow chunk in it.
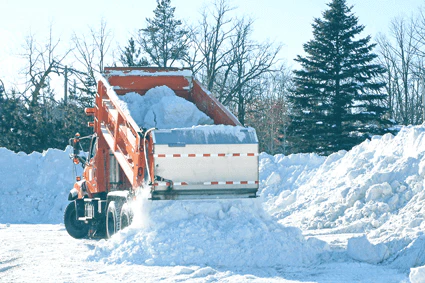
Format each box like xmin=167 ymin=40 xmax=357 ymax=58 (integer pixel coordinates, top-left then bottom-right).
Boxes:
xmin=265 ymin=171 xmax=281 ymax=186
xmin=365 ymin=182 xmax=393 ymax=202
xmin=347 ymin=235 xmax=389 ymax=264
xmin=410 ymin=265 xmax=425 ymax=283
xmin=173 ymin=266 xmax=195 ymax=275
xmin=191 ymin=267 xmax=216 ymax=278
xmin=390 ymin=235 xmax=425 ymax=271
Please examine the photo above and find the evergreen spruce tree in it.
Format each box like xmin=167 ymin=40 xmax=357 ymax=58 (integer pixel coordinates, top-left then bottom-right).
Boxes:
xmin=139 ymin=0 xmax=189 ymax=67
xmin=286 ymin=0 xmax=391 ymax=155
xmin=0 ymin=92 xmax=29 ymax=152
xmin=78 ymin=75 xmax=97 ymax=108
xmin=119 ymin=37 xmax=149 ymax=67
xmin=0 ymin=82 xmax=4 ymax=99
xmin=0 ymin=80 xmax=92 ymax=153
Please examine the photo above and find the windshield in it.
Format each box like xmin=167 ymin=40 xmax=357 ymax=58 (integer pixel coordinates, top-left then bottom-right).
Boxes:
xmin=89 ymin=136 xmax=98 ymax=160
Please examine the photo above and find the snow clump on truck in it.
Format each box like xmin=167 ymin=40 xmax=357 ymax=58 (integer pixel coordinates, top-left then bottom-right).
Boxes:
xmin=117 ymin=85 xmax=214 ymax=129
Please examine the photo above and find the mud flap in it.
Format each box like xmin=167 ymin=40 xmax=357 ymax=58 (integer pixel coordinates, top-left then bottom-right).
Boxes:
xmin=75 ymin=198 xmax=107 ymax=221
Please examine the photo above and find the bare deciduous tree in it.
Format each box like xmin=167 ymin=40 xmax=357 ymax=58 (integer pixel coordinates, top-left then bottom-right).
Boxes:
xmin=21 ymin=26 xmax=70 ymax=106
xmin=377 ymin=17 xmax=423 ymax=125
xmin=245 ymin=67 xmax=292 ymax=154
xmin=72 ymin=18 xmax=113 ymax=95
xmin=190 ymin=0 xmax=236 ymax=89
xmin=219 ymin=18 xmax=282 ymax=125
xmin=190 ymin=0 xmax=281 ymax=125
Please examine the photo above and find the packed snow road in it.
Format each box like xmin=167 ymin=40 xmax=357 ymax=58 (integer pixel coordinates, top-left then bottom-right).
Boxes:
xmin=0 ymin=224 xmax=198 ymax=282
xmin=0 ymin=224 xmax=408 ymax=282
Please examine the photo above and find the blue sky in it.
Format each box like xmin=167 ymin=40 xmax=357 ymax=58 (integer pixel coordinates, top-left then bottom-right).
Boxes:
xmin=0 ymin=0 xmax=423 ymax=91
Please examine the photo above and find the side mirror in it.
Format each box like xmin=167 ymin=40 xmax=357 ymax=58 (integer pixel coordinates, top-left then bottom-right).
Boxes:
xmin=72 ymin=133 xmax=81 ymax=156
xmin=70 ymin=133 xmax=87 ymax=167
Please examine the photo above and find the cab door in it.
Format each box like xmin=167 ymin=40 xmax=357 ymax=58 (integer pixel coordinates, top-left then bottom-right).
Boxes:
xmin=84 ymin=136 xmax=100 ymax=195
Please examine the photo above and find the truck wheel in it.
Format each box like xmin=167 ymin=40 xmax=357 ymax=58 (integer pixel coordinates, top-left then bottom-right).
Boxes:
xmin=64 ymin=202 xmax=88 ymax=239
xmin=106 ymin=201 xmax=118 ymax=238
xmin=120 ymin=202 xmax=133 ymax=230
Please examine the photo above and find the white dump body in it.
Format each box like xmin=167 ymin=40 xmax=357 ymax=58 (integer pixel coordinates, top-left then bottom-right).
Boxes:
xmin=150 ymin=126 xmax=259 ymax=200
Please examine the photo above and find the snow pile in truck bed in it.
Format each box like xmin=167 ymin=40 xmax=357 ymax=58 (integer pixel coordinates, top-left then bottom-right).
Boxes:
xmin=117 ymin=85 xmax=214 ymax=129
xmin=89 ymin=198 xmax=327 ymax=267
xmin=0 ymin=147 xmax=81 ymax=224
xmin=107 ymin=69 xmax=193 ymax=77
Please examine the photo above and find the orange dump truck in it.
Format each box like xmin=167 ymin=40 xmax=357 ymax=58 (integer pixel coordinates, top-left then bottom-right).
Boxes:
xmin=64 ymin=67 xmax=259 ymax=238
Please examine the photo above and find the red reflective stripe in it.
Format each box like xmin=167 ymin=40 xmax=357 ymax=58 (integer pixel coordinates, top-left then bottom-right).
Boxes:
xmin=153 ymin=182 xmax=171 ymax=186
xmin=167 ymin=180 xmax=258 ymax=186
xmin=155 ymin=153 xmax=256 ymax=157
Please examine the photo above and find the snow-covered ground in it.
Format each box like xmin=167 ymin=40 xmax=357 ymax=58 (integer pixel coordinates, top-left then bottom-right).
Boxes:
xmin=4 ymin=126 xmax=425 ymax=281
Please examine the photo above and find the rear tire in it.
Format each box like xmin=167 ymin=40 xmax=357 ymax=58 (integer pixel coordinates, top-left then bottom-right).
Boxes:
xmin=120 ymin=202 xmax=133 ymax=230
xmin=106 ymin=201 xmax=118 ymax=238
xmin=64 ymin=202 xmax=88 ymax=239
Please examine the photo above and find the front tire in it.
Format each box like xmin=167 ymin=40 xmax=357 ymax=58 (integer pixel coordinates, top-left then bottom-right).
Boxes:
xmin=120 ymin=202 xmax=133 ymax=230
xmin=106 ymin=201 xmax=119 ymax=238
xmin=64 ymin=202 xmax=88 ymax=239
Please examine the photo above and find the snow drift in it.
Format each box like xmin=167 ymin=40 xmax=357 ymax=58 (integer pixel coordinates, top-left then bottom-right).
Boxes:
xmin=0 ymin=147 xmax=81 ymax=224
xmin=260 ymin=125 xmax=425 ymax=235
xmin=259 ymin=124 xmax=425 ymax=272
xmin=89 ymin=197 xmax=327 ymax=267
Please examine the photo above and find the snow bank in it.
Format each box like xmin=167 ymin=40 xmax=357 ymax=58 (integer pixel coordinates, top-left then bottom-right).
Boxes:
xmin=117 ymin=86 xmax=213 ymax=129
xmin=89 ymin=197 xmax=328 ymax=267
xmin=0 ymin=147 xmax=81 ymax=224
xmin=260 ymin=125 xmax=425 ymax=232
xmin=259 ymin=124 xmax=425 ymax=268
xmin=258 ymin=152 xmax=325 ymax=212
